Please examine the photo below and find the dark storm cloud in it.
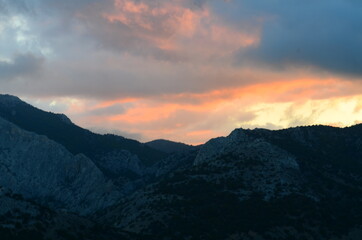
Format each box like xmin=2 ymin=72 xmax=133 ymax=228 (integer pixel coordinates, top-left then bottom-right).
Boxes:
xmin=0 ymin=54 xmax=44 ymax=81
xmin=230 ymin=0 xmax=362 ymax=77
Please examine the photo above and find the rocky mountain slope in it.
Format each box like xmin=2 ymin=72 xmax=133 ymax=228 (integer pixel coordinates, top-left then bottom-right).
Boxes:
xmin=0 ymin=186 xmax=151 ymax=240
xmin=0 ymin=94 xmax=167 ymax=189
xmin=99 ymin=127 xmax=362 ymax=240
xmin=0 ymin=116 xmax=120 ymax=215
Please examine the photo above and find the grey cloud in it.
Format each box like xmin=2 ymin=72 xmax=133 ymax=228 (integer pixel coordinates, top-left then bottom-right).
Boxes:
xmin=3 ymin=0 xmax=361 ymax=102
xmin=3 ymin=0 xmax=201 ymax=61
xmin=233 ymin=0 xmax=362 ymax=77
xmin=77 ymin=0 xmax=206 ymax=61
xmin=0 ymin=1 xmax=7 ymax=14
xmin=0 ymin=54 xmax=44 ymax=81
xmin=8 ymin=0 xmax=362 ymax=78
xmin=41 ymin=64 xmax=246 ymax=99
xmin=88 ymin=103 xmax=128 ymax=116
xmin=83 ymin=16 xmax=186 ymax=61
xmin=1 ymin=0 xmax=38 ymax=15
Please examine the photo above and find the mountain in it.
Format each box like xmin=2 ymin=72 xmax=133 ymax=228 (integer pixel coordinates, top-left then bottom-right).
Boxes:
xmin=0 ymin=95 xmax=166 ymax=166
xmin=1 ymin=93 xmax=362 ymax=240
xmin=0 ymin=94 xmax=168 ymax=192
xmin=0 ymin=187 xmax=142 ymax=240
xmin=0 ymin=116 xmax=120 ymax=215
xmin=145 ymin=139 xmax=197 ymax=154
xmin=98 ymin=126 xmax=362 ymax=240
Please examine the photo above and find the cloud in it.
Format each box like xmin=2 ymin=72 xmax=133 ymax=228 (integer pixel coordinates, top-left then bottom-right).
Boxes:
xmin=233 ymin=0 xmax=362 ymax=77
xmin=88 ymin=103 xmax=128 ymax=116
xmin=0 ymin=53 xmax=44 ymax=81
xmin=81 ymin=0 xmax=252 ymax=61
xmin=0 ymin=0 xmax=262 ymax=100
xmin=22 ymin=78 xmax=362 ymax=144
xmin=1 ymin=0 xmax=362 ymax=144
xmin=0 ymin=1 xmax=7 ymax=14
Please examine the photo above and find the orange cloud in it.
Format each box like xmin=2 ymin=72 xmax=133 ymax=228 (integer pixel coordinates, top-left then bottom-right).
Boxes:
xmin=85 ymin=77 xmax=362 ymax=142
xmin=187 ymin=130 xmax=213 ymax=137
xmin=101 ymin=0 xmax=259 ymax=59
xmin=28 ymin=75 xmax=362 ymax=145
xmin=149 ymin=77 xmax=359 ymax=107
xmin=81 ymin=76 xmax=357 ymax=128
xmin=104 ymin=0 xmax=207 ymax=40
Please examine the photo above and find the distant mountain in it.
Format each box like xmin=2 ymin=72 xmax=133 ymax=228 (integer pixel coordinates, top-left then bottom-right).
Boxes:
xmin=99 ymin=126 xmax=362 ymax=240
xmin=145 ymin=139 xmax=197 ymax=153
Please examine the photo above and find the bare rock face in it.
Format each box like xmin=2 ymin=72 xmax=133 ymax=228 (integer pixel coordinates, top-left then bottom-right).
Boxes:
xmin=195 ymin=128 xmax=299 ymax=170
xmin=192 ymin=128 xmax=302 ymax=200
xmin=99 ymin=150 xmax=143 ymax=176
xmin=0 ymin=117 xmax=120 ymax=215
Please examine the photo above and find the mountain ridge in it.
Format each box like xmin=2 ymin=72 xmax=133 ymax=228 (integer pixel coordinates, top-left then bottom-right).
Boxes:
xmin=0 ymin=94 xmax=167 ymax=167
xmin=1 ymin=94 xmax=362 ymax=240
xmin=0 ymin=115 xmax=120 ymax=215
xmin=98 ymin=123 xmax=362 ymax=239
xmin=0 ymin=94 xmax=170 ymax=195
xmin=145 ymin=139 xmax=197 ymax=153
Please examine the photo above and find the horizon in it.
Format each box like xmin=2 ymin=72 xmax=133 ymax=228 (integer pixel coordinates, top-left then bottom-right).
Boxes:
xmin=2 ymin=92 xmax=362 ymax=147
xmin=1 ymin=0 xmax=362 ymax=145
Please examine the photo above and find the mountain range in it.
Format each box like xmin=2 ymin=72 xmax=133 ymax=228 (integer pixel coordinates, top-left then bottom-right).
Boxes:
xmin=0 ymin=94 xmax=361 ymax=240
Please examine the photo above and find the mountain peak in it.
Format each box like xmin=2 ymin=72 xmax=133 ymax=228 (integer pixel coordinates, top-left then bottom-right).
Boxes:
xmin=0 ymin=94 xmax=26 ymax=107
xmin=55 ymin=113 xmax=73 ymax=125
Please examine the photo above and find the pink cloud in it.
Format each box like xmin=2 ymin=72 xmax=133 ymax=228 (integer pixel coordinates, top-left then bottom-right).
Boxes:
xmin=97 ymin=0 xmax=259 ymax=60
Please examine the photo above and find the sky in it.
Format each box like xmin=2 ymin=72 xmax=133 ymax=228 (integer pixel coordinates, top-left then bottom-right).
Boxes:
xmin=0 ymin=0 xmax=362 ymax=144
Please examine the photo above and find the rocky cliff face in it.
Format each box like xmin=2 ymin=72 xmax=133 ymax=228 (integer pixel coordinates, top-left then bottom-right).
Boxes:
xmin=0 ymin=116 xmax=120 ymax=215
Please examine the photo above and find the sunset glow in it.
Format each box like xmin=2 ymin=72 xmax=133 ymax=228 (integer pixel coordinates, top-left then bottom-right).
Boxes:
xmin=1 ymin=0 xmax=361 ymax=144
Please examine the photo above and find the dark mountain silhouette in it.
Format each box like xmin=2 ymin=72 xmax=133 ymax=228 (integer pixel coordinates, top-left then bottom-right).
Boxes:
xmin=145 ymin=139 xmax=197 ymax=153
xmin=0 ymin=94 xmax=166 ymax=166
xmin=0 ymin=95 xmax=167 ymax=177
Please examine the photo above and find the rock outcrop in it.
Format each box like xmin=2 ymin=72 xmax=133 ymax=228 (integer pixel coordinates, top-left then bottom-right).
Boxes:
xmin=0 ymin=117 xmax=120 ymax=215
